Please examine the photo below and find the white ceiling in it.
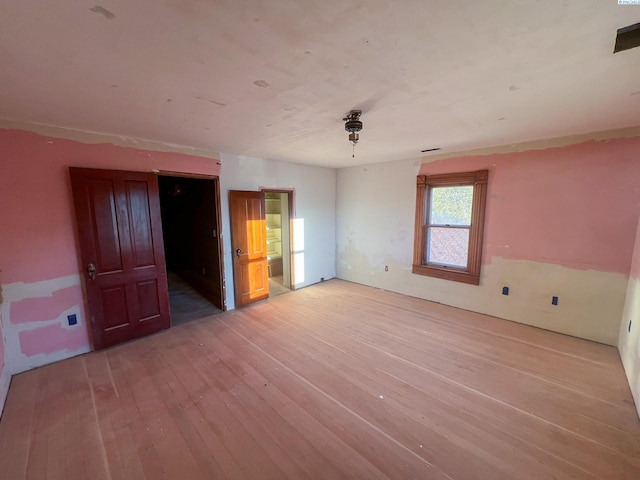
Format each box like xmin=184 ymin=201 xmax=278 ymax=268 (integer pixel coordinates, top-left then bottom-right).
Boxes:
xmin=1 ymin=1 xmax=639 ymax=168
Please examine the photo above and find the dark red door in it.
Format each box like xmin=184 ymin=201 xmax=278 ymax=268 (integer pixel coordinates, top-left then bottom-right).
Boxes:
xmin=70 ymin=168 xmax=170 ymax=349
xmin=229 ymin=190 xmax=269 ymax=308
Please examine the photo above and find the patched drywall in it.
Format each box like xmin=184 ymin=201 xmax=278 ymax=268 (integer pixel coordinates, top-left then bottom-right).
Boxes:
xmin=342 ymin=254 xmax=627 ymax=345
xmin=10 ymin=285 xmax=82 ymax=324
xmin=219 ymin=153 xmax=337 ymax=310
xmin=336 ymin=135 xmax=640 ymax=346
xmin=1 ymin=276 xmax=89 ymax=373
xmin=619 ymin=214 xmax=640 ymax=418
xmin=0 ymin=127 xmax=221 ymax=383
xmin=0 ymin=120 xmax=221 ymax=161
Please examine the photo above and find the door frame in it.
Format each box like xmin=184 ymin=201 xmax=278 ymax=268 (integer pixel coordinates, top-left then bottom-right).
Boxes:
xmin=261 ymin=188 xmax=296 ymax=291
xmin=157 ymin=171 xmax=227 ymax=311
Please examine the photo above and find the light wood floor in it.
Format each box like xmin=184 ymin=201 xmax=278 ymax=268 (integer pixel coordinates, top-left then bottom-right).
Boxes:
xmin=269 ymin=275 xmax=291 ymax=298
xmin=1 ymin=279 xmax=639 ymax=479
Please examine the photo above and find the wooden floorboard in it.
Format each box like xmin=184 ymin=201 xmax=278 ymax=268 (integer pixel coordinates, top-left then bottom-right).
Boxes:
xmin=1 ymin=279 xmax=639 ymax=479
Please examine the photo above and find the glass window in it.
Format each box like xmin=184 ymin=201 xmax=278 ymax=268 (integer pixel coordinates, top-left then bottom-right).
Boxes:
xmin=413 ymin=171 xmax=488 ymax=285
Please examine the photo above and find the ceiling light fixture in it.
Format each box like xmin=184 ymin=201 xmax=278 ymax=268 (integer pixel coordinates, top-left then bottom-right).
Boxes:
xmin=343 ymin=110 xmax=363 ymax=158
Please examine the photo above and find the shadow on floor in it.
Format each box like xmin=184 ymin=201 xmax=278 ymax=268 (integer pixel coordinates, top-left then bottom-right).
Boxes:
xmin=168 ymin=271 xmax=222 ymax=326
xmin=269 ymin=275 xmax=291 ymax=298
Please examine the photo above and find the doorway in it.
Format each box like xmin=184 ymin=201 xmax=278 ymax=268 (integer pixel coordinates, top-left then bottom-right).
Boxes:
xmin=158 ymin=175 xmax=225 ymax=325
xmin=263 ymin=190 xmax=294 ymax=298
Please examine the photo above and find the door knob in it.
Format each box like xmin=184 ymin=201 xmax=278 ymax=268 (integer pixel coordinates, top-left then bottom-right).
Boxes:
xmin=87 ymin=263 xmax=97 ymax=280
xmin=235 ymin=248 xmax=241 ymax=258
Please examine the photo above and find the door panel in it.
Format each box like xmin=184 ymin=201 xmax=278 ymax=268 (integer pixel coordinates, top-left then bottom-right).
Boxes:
xmin=90 ymin=178 xmax=123 ymax=272
xmin=127 ymin=180 xmax=155 ymax=267
xmin=70 ymin=168 xmax=170 ymax=349
xmin=230 ymin=190 xmax=269 ymax=308
xmin=249 ymin=261 xmax=267 ymax=293
xmin=136 ymin=279 xmax=161 ymax=319
xmin=101 ymin=286 xmax=129 ymax=330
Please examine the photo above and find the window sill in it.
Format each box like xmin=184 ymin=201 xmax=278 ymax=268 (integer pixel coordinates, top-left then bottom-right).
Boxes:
xmin=412 ymin=264 xmax=480 ymax=285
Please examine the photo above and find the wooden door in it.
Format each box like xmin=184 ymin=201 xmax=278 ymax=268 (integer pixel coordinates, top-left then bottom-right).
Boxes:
xmin=70 ymin=168 xmax=170 ymax=349
xmin=229 ymin=190 xmax=269 ymax=308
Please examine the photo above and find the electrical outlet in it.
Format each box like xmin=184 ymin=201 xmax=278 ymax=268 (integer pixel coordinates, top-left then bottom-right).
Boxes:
xmin=67 ymin=314 xmax=77 ymax=326
xmin=552 ymin=296 xmax=559 ymax=306
xmin=385 ymin=265 xmax=389 ymax=272
xmin=502 ymin=286 xmax=509 ymax=296
xmin=320 ymin=277 xmax=325 ymax=282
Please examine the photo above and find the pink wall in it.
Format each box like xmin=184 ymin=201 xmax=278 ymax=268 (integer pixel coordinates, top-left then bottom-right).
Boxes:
xmin=0 ymin=318 xmax=6 ymax=415
xmin=419 ymin=136 xmax=640 ymax=275
xmin=1 ymin=129 xmax=220 ymax=284
xmin=0 ymin=128 xmax=220 ymax=372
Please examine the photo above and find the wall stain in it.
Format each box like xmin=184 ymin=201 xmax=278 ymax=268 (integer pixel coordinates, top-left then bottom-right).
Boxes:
xmin=89 ymin=6 xmax=116 ymax=20
xmin=337 ymin=243 xmax=372 ymax=274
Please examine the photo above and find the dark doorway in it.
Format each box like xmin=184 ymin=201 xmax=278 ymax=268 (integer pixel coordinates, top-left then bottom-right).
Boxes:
xmin=158 ymin=175 xmax=224 ymax=325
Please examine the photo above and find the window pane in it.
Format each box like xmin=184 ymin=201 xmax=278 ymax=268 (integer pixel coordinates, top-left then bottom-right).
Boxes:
xmin=429 ymin=186 xmax=473 ymax=225
xmin=426 ymin=227 xmax=469 ymax=267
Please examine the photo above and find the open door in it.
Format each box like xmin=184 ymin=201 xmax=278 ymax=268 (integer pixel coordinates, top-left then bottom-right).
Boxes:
xmin=158 ymin=174 xmax=225 ymax=317
xmin=229 ymin=190 xmax=269 ymax=308
xmin=70 ymin=168 xmax=170 ymax=349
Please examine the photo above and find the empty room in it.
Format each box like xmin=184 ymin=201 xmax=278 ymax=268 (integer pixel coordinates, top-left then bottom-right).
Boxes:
xmin=1 ymin=1 xmax=640 ymax=479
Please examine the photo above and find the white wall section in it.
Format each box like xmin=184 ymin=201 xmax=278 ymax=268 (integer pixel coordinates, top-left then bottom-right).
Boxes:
xmin=219 ymin=153 xmax=337 ymax=310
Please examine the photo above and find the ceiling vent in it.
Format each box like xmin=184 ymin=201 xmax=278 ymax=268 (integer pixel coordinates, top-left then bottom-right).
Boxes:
xmin=614 ymin=21 xmax=640 ymax=53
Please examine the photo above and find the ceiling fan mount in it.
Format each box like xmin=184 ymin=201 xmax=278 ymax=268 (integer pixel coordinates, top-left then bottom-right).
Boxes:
xmin=343 ymin=110 xmax=363 ymax=135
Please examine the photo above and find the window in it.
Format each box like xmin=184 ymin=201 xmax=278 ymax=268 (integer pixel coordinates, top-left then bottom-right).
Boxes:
xmin=413 ymin=170 xmax=488 ymax=285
